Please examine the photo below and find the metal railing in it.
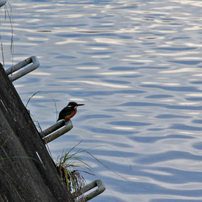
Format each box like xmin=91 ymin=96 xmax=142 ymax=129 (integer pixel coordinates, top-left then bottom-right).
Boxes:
xmin=40 ymin=120 xmax=73 ymax=143
xmin=72 ymin=179 xmax=106 ymax=202
xmin=6 ymin=56 xmax=40 ymax=82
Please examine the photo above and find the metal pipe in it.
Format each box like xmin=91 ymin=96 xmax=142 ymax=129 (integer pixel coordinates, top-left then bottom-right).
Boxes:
xmin=6 ymin=56 xmax=40 ymax=82
xmin=43 ymin=121 xmax=73 ymax=144
xmin=40 ymin=120 xmax=65 ymax=138
xmin=73 ymin=179 xmax=106 ymax=202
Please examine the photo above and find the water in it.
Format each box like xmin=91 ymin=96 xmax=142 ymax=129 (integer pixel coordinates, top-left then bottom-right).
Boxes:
xmin=2 ymin=0 xmax=202 ymax=201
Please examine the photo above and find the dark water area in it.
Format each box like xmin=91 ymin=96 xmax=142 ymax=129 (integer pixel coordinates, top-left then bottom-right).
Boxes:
xmin=1 ymin=0 xmax=202 ymax=201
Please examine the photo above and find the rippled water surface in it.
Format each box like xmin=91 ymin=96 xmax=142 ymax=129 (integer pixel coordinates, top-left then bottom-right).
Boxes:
xmin=2 ymin=0 xmax=202 ymax=201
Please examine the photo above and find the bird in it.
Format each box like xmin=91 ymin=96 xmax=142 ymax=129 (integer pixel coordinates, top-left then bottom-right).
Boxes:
xmin=57 ymin=102 xmax=84 ymax=122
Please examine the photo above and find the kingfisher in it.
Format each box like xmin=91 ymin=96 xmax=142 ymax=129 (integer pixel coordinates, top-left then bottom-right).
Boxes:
xmin=57 ymin=102 xmax=84 ymax=121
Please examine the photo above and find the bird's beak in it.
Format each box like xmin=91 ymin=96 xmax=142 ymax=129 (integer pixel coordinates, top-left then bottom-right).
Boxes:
xmin=76 ymin=104 xmax=84 ymax=106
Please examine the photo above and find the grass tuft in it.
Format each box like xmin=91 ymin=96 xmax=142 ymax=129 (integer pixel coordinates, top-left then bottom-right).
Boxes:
xmin=56 ymin=141 xmax=93 ymax=200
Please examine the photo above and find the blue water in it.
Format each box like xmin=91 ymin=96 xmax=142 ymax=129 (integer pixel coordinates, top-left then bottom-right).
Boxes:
xmin=2 ymin=0 xmax=202 ymax=201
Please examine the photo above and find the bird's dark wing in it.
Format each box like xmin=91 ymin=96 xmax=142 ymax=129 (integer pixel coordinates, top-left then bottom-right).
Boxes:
xmin=58 ymin=106 xmax=73 ymax=121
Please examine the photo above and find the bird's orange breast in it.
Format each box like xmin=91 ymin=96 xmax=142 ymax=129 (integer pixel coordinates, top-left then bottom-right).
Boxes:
xmin=64 ymin=108 xmax=77 ymax=121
